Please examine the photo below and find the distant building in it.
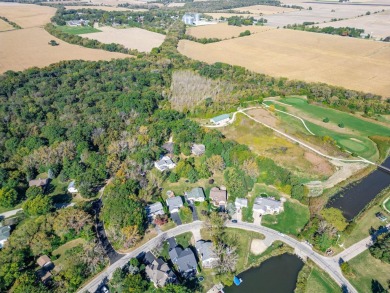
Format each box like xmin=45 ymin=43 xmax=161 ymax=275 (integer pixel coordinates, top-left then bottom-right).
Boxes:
xmin=169 ymin=246 xmax=198 ymax=276
xmin=29 ymin=178 xmax=48 ymax=188
xmin=67 ymin=181 xmax=78 ymax=193
xmin=186 ymin=187 xmax=205 ymax=203
xmin=146 ymin=202 xmax=165 ymax=220
xmin=182 ymin=13 xmax=200 ymax=25
xmin=145 ymin=255 xmax=177 ymax=288
xmin=253 ymin=197 xmax=284 ymax=215
xmin=0 ymin=225 xmax=11 ymax=249
xmin=66 ymin=19 xmax=89 ymax=27
xmin=210 ymin=187 xmax=227 ymax=208
xmin=210 ymin=114 xmax=230 ymax=125
xmin=195 ymin=240 xmax=219 ymax=268
xmin=155 ymin=156 xmax=176 ymax=172
xmin=191 ymin=144 xmax=205 ymax=156
xmin=235 ymin=198 xmax=248 ymax=209
xmin=166 ymin=196 xmax=183 ymax=213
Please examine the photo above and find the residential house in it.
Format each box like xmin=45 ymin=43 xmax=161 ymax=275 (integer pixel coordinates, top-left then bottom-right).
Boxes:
xmin=67 ymin=180 xmax=78 ymax=193
xmin=66 ymin=19 xmax=89 ymax=27
xmin=29 ymin=178 xmax=48 ymax=188
xmin=191 ymin=144 xmax=205 ymax=156
xmin=166 ymin=196 xmax=183 ymax=213
xmin=145 ymin=256 xmax=177 ymax=288
xmin=169 ymin=246 xmax=198 ymax=276
xmin=155 ymin=156 xmax=176 ymax=172
xmin=146 ymin=202 xmax=165 ymax=220
xmin=209 ymin=187 xmax=227 ymax=208
xmin=235 ymin=198 xmax=248 ymax=209
xmin=253 ymin=197 xmax=284 ymax=215
xmin=195 ymin=240 xmax=219 ymax=269
xmin=37 ymin=255 xmax=53 ymax=268
xmin=186 ymin=187 xmax=205 ymax=203
xmin=0 ymin=225 xmax=11 ymax=249
xmin=210 ymin=114 xmax=230 ymax=126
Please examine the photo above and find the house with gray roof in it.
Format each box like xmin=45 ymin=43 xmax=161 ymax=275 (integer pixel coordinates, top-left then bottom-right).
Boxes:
xmin=0 ymin=225 xmax=11 ymax=249
xmin=166 ymin=196 xmax=183 ymax=213
xmin=169 ymin=246 xmax=198 ymax=276
xmin=235 ymin=198 xmax=248 ymax=209
xmin=146 ymin=202 xmax=165 ymax=220
xmin=155 ymin=156 xmax=176 ymax=172
xmin=210 ymin=114 xmax=230 ymax=125
xmin=186 ymin=187 xmax=205 ymax=203
xmin=195 ymin=240 xmax=219 ymax=268
xmin=145 ymin=257 xmax=177 ymax=288
xmin=191 ymin=144 xmax=205 ymax=156
xmin=253 ymin=197 xmax=284 ymax=215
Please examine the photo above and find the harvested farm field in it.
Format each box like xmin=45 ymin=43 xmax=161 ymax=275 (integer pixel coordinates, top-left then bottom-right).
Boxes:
xmin=82 ymin=26 xmax=165 ymax=52
xmin=0 ymin=3 xmax=56 ymax=28
xmin=0 ymin=27 xmax=130 ymax=73
xmin=0 ymin=19 xmax=14 ymax=32
xmin=186 ymin=23 xmax=273 ymax=39
xmin=232 ymin=4 xmax=297 ymax=15
xmin=178 ymin=29 xmax=390 ymax=98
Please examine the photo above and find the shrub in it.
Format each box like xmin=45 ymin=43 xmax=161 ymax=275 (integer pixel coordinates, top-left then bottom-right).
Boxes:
xmin=323 ymin=117 xmax=329 ymax=123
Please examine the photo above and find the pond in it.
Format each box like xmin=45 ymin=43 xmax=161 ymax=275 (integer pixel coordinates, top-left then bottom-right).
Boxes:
xmin=225 ymin=254 xmax=304 ymax=293
xmin=327 ymin=157 xmax=390 ymax=221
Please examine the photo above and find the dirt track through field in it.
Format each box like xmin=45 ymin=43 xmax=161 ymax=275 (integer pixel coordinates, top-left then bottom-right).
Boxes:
xmin=178 ymin=29 xmax=390 ymax=97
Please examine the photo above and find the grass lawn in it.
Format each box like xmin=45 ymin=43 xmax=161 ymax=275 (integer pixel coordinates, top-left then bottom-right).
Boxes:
xmin=252 ymin=183 xmax=282 ymax=200
xmin=175 ymin=232 xmax=193 ymax=248
xmin=195 ymin=201 xmax=210 ymax=221
xmin=57 ymin=25 xmax=101 ymax=35
xmin=179 ymin=206 xmax=193 ymax=224
xmin=305 ymin=267 xmax=340 ymax=293
xmin=347 ymin=250 xmax=390 ymax=293
xmin=262 ymin=201 xmax=310 ymax=236
xmin=52 ymin=238 xmax=86 ymax=267
xmin=342 ymin=203 xmax=387 ymax=248
xmin=384 ymin=197 xmax=390 ymax=213
xmin=159 ymin=220 xmax=176 ymax=232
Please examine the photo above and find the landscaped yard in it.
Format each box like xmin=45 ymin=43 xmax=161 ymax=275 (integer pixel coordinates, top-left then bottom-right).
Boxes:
xmin=179 ymin=206 xmax=193 ymax=224
xmin=175 ymin=232 xmax=193 ymax=248
xmin=384 ymin=197 xmax=390 ymax=213
xmin=52 ymin=238 xmax=86 ymax=267
xmin=57 ymin=25 xmax=101 ymax=35
xmin=262 ymin=200 xmax=310 ymax=236
xmin=305 ymin=266 xmax=340 ymax=293
xmin=347 ymin=250 xmax=390 ymax=293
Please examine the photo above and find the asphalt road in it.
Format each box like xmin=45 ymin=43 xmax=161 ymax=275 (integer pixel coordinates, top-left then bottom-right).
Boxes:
xmin=77 ymin=220 xmax=375 ymax=293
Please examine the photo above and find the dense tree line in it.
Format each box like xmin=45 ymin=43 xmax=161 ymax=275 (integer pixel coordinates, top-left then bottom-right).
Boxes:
xmin=369 ymin=231 xmax=390 ymax=263
xmin=286 ymin=24 xmax=366 ymax=38
xmin=182 ymin=0 xmax=280 ymax=13
xmin=0 ymin=16 xmax=22 ymax=29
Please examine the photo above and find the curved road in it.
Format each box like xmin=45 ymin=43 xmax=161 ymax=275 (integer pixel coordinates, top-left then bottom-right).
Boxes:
xmin=78 ymin=221 xmax=362 ymax=293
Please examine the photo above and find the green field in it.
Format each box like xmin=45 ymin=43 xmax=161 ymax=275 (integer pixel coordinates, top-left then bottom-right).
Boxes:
xmin=57 ymin=25 xmax=101 ymax=35
xmin=262 ymin=201 xmax=310 ymax=236
xmin=384 ymin=197 xmax=390 ymax=213
xmin=266 ymin=97 xmax=390 ymax=160
xmin=305 ymin=267 xmax=340 ymax=293
xmin=347 ymin=250 xmax=390 ymax=293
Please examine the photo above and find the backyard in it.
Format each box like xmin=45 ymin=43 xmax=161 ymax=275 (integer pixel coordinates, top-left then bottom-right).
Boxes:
xmin=262 ymin=201 xmax=310 ymax=236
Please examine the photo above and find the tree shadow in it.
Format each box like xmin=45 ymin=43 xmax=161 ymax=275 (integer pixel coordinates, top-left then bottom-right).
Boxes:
xmin=371 ymin=279 xmax=386 ymax=293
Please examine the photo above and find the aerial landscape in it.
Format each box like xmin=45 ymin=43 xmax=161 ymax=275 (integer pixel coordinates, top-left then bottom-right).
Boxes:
xmin=0 ymin=0 xmax=389 ymax=292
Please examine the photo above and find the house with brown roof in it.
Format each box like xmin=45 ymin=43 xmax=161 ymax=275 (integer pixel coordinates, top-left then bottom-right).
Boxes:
xmin=209 ymin=187 xmax=227 ymax=208
xmin=145 ymin=258 xmax=177 ymax=287
xmin=37 ymin=255 xmax=52 ymax=268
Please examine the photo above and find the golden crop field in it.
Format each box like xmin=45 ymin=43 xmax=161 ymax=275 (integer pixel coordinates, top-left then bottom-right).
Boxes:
xmin=82 ymin=26 xmax=165 ymax=52
xmin=0 ymin=3 xmax=56 ymax=28
xmin=0 ymin=27 xmax=130 ymax=73
xmin=0 ymin=19 xmax=14 ymax=32
xmin=232 ymin=4 xmax=297 ymax=14
xmin=186 ymin=23 xmax=273 ymax=39
xmin=179 ymin=29 xmax=390 ymax=98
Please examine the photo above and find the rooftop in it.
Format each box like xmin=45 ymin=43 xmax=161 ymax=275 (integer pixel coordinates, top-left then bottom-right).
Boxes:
xmin=186 ymin=187 xmax=205 ymax=200
xmin=147 ymin=202 xmax=164 ymax=214
xmin=254 ymin=197 xmax=282 ymax=210
xmin=166 ymin=196 xmax=183 ymax=209
xmin=211 ymin=114 xmax=230 ymax=123
xmin=196 ymin=240 xmax=217 ymax=261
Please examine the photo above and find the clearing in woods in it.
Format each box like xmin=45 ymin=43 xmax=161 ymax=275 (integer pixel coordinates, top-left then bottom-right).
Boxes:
xmin=0 ymin=27 xmax=130 ymax=73
xmin=178 ymin=29 xmax=390 ymax=98
xmin=81 ymin=26 xmax=165 ymax=52
xmin=186 ymin=23 xmax=273 ymax=39
xmin=0 ymin=3 xmax=56 ymax=28
xmin=57 ymin=25 xmax=101 ymax=35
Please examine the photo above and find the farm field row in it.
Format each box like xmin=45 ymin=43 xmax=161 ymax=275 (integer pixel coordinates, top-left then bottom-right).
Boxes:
xmin=0 ymin=27 xmax=130 ymax=74
xmin=178 ymin=29 xmax=390 ymax=97
xmin=186 ymin=22 xmax=273 ymax=39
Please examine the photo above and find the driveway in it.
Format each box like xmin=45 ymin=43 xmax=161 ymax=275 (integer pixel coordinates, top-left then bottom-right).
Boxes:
xmin=171 ymin=212 xmax=182 ymax=226
xmin=188 ymin=202 xmax=199 ymax=221
xmin=0 ymin=208 xmax=22 ymax=219
xmin=253 ymin=211 xmax=262 ymax=225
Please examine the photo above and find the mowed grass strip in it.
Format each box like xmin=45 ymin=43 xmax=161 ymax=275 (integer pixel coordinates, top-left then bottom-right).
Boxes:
xmin=305 ymin=267 xmax=340 ymax=293
xmin=57 ymin=25 xmax=101 ymax=35
xmin=262 ymin=201 xmax=310 ymax=236
xmin=347 ymin=250 xmax=390 ymax=293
